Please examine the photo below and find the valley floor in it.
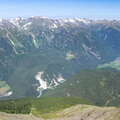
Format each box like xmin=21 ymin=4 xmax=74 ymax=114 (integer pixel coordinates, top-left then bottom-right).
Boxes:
xmin=0 ymin=104 xmax=120 ymax=120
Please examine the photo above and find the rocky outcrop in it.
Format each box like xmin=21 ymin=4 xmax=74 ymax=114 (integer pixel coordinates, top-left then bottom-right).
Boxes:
xmin=54 ymin=105 xmax=120 ymax=120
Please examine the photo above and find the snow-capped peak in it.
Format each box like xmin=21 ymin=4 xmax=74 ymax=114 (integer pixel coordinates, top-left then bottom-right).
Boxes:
xmin=31 ymin=16 xmax=50 ymax=19
xmin=10 ymin=17 xmax=23 ymax=27
xmin=75 ymin=18 xmax=91 ymax=24
xmin=63 ymin=18 xmax=76 ymax=23
xmin=57 ymin=18 xmax=91 ymax=25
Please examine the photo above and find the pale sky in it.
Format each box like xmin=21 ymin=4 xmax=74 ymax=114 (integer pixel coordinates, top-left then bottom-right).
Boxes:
xmin=0 ymin=0 xmax=119 ymax=19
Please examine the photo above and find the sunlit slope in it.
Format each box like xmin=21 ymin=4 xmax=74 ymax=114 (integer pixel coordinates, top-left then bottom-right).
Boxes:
xmin=43 ymin=69 xmax=120 ymax=106
xmin=0 ymin=97 xmax=91 ymax=116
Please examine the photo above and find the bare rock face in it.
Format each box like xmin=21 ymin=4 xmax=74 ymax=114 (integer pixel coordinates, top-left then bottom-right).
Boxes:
xmin=0 ymin=104 xmax=120 ymax=120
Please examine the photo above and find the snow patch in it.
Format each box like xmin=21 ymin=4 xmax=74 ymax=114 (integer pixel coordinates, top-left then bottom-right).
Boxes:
xmin=30 ymin=32 xmax=39 ymax=48
xmin=68 ymin=19 xmax=76 ymax=23
xmin=59 ymin=18 xmax=91 ymax=24
xmin=61 ymin=18 xmax=76 ymax=23
xmin=10 ymin=17 xmax=23 ymax=27
xmin=5 ymin=91 xmax=13 ymax=96
xmin=75 ymin=18 xmax=91 ymax=24
xmin=23 ymin=22 xmax=32 ymax=30
xmin=31 ymin=16 xmax=49 ymax=19
xmin=66 ymin=93 xmax=71 ymax=97
xmin=10 ymin=20 xmax=20 ymax=27
xmin=82 ymin=44 xmax=101 ymax=60
xmin=104 ymin=34 xmax=108 ymax=40
xmin=53 ymin=74 xmax=65 ymax=86
xmin=89 ymin=50 xmax=101 ymax=60
xmin=35 ymin=72 xmax=65 ymax=97
xmin=35 ymin=72 xmax=48 ymax=90
xmin=35 ymin=72 xmax=48 ymax=97
xmin=6 ymin=33 xmax=15 ymax=47
xmin=51 ymin=23 xmax=58 ymax=29
xmin=0 ymin=91 xmax=13 ymax=98
xmin=66 ymin=52 xmax=76 ymax=60
xmin=57 ymin=75 xmax=65 ymax=82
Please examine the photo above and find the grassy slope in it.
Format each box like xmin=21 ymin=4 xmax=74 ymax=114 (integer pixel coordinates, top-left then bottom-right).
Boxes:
xmin=0 ymin=97 xmax=91 ymax=118
xmin=0 ymin=97 xmax=119 ymax=119
xmin=98 ymin=61 xmax=120 ymax=70
xmin=31 ymin=97 xmax=91 ymax=118
xmin=0 ymin=104 xmax=120 ymax=120
xmin=43 ymin=69 xmax=120 ymax=106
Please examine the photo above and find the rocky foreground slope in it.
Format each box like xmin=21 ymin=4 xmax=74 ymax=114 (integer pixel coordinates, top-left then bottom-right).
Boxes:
xmin=0 ymin=104 xmax=120 ymax=120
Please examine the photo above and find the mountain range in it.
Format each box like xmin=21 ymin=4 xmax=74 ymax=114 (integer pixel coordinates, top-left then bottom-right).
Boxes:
xmin=0 ymin=17 xmax=120 ymax=106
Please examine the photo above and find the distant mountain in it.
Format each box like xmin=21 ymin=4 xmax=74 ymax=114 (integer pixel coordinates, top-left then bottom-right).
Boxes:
xmin=0 ymin=17 xmax=120 ymax=99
